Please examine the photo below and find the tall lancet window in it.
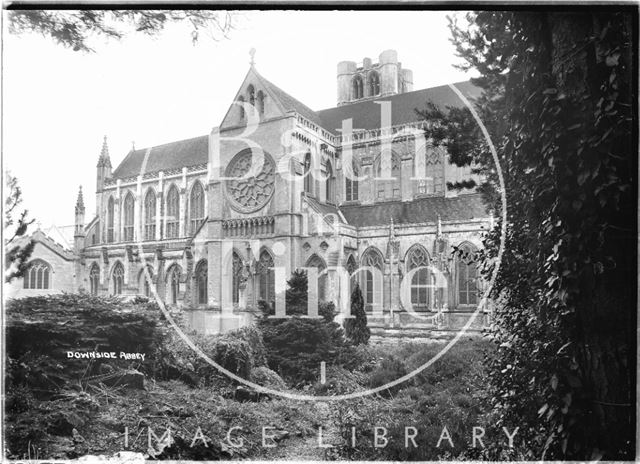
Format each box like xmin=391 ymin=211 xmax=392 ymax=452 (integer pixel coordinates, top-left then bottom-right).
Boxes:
xmin=89 ymin=263 xmax=100 ymax=295
xmin=258 ymin=250 xmax=275 ymax=304
xmin=306 ymin=254 xmax=327 ymax=302
xmin=352 ymin=75 xmax=364 ymax=100
xmin=144 ymin=189 xmax=156 ymax=240
xmin=111 ymin=262 xmax=124 ymax=295
xmin=368 ymin=71 xmax=380 ymax=96
xmin=189 ymin=181 xmax=205 ymax=235
xmin=122 ymin=193 xmax=135 ymax=241
xmin=195 ymin=260 xmax=208 ymax=305
xmin=345 ymin=160 xmax=359 ymax=201
xmin=166 ymin=185 xmax=179 ymax=239
xmin=247 ymin=85 xmax=255 ymax=106
xmin=232 ymin=252 xmax=243 ymax=304
xmin=303 ymin=152 xmax=313 ymax=195
xmin=324 ymin=160 xmax=335 ymax=204
xmin=457 ymin=243 xmax=479 ymax=306
xmin=106 ymin=196 xmax=114 ymax=243
xmin=406 ymin=246 xmax=431 ymax=311
xmin=257 ymin=90 xmax=265 ymax=116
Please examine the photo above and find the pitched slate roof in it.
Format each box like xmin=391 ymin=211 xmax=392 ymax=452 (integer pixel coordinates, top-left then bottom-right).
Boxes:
xmin=316 ymin=80 xmax=482 ymax=134
xmin=340 ymin=193 xmax=488 ymax=227
xmin=112 ymin=135 xmax=208 ymax=179
xmin=110 ymin=77 xmax=481 ymax=179
xmin=257 ymin=73 xmax=323 ymax=126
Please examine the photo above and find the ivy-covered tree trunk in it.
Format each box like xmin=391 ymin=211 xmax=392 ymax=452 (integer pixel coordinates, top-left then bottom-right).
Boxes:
xmin=438 ymin=10 xmax=635 ymax=460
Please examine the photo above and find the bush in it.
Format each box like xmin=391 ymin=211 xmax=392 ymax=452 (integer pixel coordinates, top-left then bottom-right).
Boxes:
xmin=259 ymin=316 xmax=353 ymax=386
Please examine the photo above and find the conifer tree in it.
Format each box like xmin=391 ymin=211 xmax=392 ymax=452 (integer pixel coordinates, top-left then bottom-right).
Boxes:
xmin=285 ymin=269 xmax=307 ymax=315
xmin=344 ymin=283 xmax=370 ymax=345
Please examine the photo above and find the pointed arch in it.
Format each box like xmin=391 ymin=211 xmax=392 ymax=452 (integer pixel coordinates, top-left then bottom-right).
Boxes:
xmin=165 ymin=184 xmax=180 ymax=238
xmin=368 ymin=71 xmax=380 ymax=96
xmin=144 ymin=188 xmax=156 ymax=240
xmin=456 ymin=241 xmax=479 ymax=307
xmin=345 ymin=158 xmax=359 ymax=201
xmin=352 ymin=75 xmax=364 ymax=100
xmin=306 ymin=253 xmax=328 ymax=301
xmin=257 ymin=90 xmax=265 ymax=116
xmin=122 ymin=191 xmax=135 ymax=241
xmin=166 ymin=263 xmax=182 ymax=305
xmin=303 ymin=152 xmax=313 ymax=195
xmin=23 ymin=259 xmax=51 ymax=290
xmin=89 ymin=262 xmax=100 ymax=295
xmin=111 ymin=261 xmax=124 ymax=295
xmin=257 ymin=248 xmax=275 ymax=304
xmin=405 ymin=244 xmax=432 ymax=311
xmin=360 ymin=247 xmax=384 ymax=311
xmin=188 ymin=180 xmax=205 ymax=235
xmin=238 ymin=95 xmax=246 ymax=121
xmin=231 ymin=251 xmax=244 ymax=304
xmin=374 ymin=152 xmax=402 ymax=200
xmin=106 ymin=196 xmax=115 ymax=243
xmin=139 ymin=265 xmax=154 ymax=297
xmin=247 ymin=84 xmax=255 ymax=106
xmin=195 ymin=259 xmax=208 ymax=305
xmin=323 ymin=158 xmax=335 ymax=203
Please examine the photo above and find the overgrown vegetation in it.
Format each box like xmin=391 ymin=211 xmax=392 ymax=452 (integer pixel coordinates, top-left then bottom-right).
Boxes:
xmin=344 ymin=283 xmax=370 ymax=346
xmin=419 ymin=11 xmax=635 ymax=460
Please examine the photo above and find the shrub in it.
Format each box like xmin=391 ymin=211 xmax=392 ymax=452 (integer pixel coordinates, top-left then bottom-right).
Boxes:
xmin=259 ymin=316 xmax=353 ymax=386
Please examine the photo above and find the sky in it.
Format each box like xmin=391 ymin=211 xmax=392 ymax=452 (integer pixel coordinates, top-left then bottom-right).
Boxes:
xmin=3 ymin=10 xmax=476 ymax=230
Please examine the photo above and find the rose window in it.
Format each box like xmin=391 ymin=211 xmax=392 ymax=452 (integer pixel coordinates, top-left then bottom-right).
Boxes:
xmin=225 ymin=150 xmax=276 ymax=212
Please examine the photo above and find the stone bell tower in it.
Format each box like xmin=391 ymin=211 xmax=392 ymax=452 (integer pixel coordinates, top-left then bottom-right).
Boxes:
xmin=337 ymin=49 xmax=414 ymax=105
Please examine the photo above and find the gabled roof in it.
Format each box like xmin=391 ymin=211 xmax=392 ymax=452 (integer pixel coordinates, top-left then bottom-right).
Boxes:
xmin=112 ymin=135 xmax=208 ymax=179
xmin=257 ymin=73 xmax=322 ymax=126
xmin=340 ymin=193 xmax=488 ymax=227
xmin=316 ymin=80 xmax=482 ymax=134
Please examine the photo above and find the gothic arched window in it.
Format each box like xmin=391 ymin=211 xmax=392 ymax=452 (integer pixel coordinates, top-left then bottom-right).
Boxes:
xmin=232 ymin=252 xmax=243 ymax=304
xmin=324 ymin=160 xmax=335 ymax=203
xmin=167 ymin=265 xmax=181 ymax=305
xmin=166 ymin=185 xmax=179 ymax=239
xmin=368 ymin=71 xmax=380 ymax=96
xmin=195 ymin=260 xmax=208 ymax=305
xmin=306 ymin=254 xmax=327 ymax=301
xmin=106 ymin=196 xmax=114 ymax=243
xmin=303 ymin=152 xmax=312 ymax=195
xmin=258 ymin=250 xmax=275 ymax=304
xmin=23 ymin=259 xmax=51 ymax=289
xmin=139 ymin=266 xmax=153 ymax=297
xmin=345 ymin=160 xmax=359 ymax=201
xmin=361 ymin=248 xmax=384 ymax=310
xmin=375 ymin=152 xmax=401 ymax=200
xmin=111 ymin=262 xmax=124 ymax=295
xmin=352 ymin=75 xmax=364 ymax=100
xmin=122 ymin=192 xmax=135 ymax=242
xmin=257 ymin=90 xmax=265 ymax=116
xmin=406 ymin=246 xmax=431 ymax=311
xmin=457 ymin=243 xmax=479 ymax=306
xmin=247 ymin=85 xmax=255 ymax=106
xmin=89 ymin=263 xmax=100 ymax=295
xmin=144 ymin=189 xmax=156 ymax=240
xmin=189 ymin=181 xmax=205 ymax=235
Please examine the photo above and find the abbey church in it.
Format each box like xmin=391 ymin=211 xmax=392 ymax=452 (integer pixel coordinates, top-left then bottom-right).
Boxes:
xmin=9 ymin=50 xmax=493 ymax=334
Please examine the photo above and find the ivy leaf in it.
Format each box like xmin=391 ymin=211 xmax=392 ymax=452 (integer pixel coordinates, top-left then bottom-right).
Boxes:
xmin=551 ymin=374 xmax=558 ymax=390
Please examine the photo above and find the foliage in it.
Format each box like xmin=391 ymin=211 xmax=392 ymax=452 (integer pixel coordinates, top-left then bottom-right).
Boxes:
xmin=284 ymin=268 xmax=308 ymax=315
xmin=8 ymin=10 xmax=238 ymax=52
xmin=5 ymin=293 xmax=166 ymax=398
xmin=344 ymin=283 xmax=370 ymax=345
xmin=422 ymin=11 xmax=635 ymax=460
xmin=4 ymin=172 xmax=35 ymax=283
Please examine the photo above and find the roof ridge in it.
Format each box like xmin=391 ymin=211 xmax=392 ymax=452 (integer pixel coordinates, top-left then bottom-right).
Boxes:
xmin=131 ymin=134 xmax=208 ymax=154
